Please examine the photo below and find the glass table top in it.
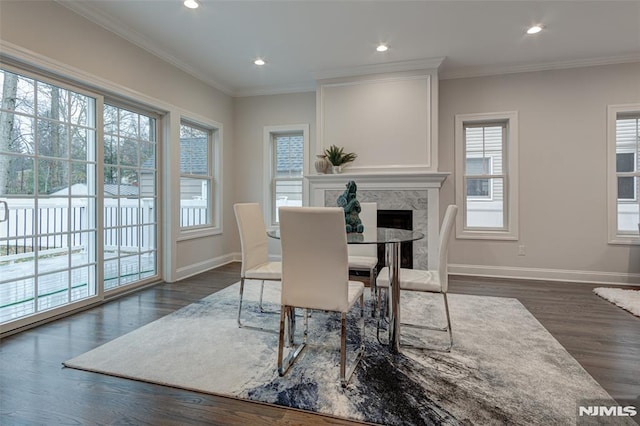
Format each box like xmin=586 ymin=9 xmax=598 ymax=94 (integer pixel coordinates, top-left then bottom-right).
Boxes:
xmin=267 ymin=226 xmax=424 ymax=244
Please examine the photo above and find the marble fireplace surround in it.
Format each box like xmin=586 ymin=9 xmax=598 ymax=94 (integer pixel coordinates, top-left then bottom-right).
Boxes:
xmin=306 ymin=172 xmax=449 ymax=270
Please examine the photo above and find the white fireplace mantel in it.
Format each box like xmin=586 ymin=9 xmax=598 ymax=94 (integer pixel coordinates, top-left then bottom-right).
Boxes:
xmin=306 ymin=171 xmax=449 ymax=187
xmin=306 ymin=171 xmax=449 ymax=270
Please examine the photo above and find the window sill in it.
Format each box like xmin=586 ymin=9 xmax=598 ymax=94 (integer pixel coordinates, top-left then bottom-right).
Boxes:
xmin=178 ymin=226 xmax=222 ymax=242
xmin=608 ymin=237 xmax=640 ymax=246
xmin=456 ymin=230 xmax=518 ymax=241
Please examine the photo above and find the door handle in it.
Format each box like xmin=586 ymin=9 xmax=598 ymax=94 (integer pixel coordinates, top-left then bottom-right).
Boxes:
xmin=0 ymin=200 xmax=7 ymax=223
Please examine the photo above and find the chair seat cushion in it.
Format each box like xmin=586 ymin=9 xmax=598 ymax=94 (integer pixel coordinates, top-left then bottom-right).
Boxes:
xmin=376 ymin=267 xmax=442 ymax=293
xmin=347 ymin=281 xmax=365 ymax=310
xmin=348 ymin=255 xmax=378 ymax=269
xmin=245 ymin=261 xmax=282 ymax=280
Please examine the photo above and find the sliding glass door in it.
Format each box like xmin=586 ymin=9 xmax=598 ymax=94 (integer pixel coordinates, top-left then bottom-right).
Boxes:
xmin=0 ymin=67 xmax=160 ymax=331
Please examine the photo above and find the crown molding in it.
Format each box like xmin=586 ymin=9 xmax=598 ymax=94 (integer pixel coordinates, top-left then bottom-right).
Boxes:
xmin=313 ymin=57 xmax=445 ymax=81
xmin=234 ymin=82 xmax=317 ymax=98
xmin=47 ymin=1 xmax=640 ymax=96
xmin=440 ymin=53 xmax=640 ymax=80
xmin=55 ymin=0 xmax=234 ymax=96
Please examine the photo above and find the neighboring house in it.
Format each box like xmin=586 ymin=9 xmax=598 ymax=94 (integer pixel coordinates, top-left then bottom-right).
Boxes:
xmin=140 ymin=137 xmax=208 ymax=200
xmin=50 ymin=183 xmax=140 ymax=197
xmin=274 ymin=133 xmax=304 ymax=208
xmin=464 ymin=126 xmax=504 ymax=228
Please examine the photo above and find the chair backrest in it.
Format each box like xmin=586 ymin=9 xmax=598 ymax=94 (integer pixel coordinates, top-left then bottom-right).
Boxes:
xmin=279 ymin=207 xmax=350 ymax=312
xmin=234 ymin=203 xmax=269 ymax=277
xmin=438 ymin=205 xmax=458 ymax=293
xmin=347 ymin=202 xmax=377 ymax=257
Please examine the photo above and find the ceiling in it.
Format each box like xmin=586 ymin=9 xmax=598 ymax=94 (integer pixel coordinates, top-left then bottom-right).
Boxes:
xmin=59 ymin=1 xmax=640 ymax=97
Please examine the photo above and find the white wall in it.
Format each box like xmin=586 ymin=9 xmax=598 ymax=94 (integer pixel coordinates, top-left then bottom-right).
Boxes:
xmin=233 ymin=64 xmax=640 ymax=284
xmin=233 ymin=92 xmax=316 ymax=255
xmin=439 ymin=63 xmax=640 ymax=283
xmin=317 ymin=71 xmax=436 ymax=172
xmin=234 ymin=92 xmax=316 ymax=202
xmin=0 ymin=1 xmax=236 ymax=281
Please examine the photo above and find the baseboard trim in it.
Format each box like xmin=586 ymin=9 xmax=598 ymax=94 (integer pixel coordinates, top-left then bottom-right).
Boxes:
xmin=174 ymin=253 xmax=240 ymax=282
xmin=448 ymin=264 xmax=640 ymax=286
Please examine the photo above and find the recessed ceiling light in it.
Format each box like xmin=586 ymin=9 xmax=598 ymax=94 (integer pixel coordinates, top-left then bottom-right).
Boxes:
xmin=376 ymin=44 xmax=389 ymax=52
xmin=526 ymin=25 xmax=543 ymax=35
xmin=183 ymin=0 xmax=199 ymax=9
xmin=254 ymin=59 xmax=265 ymax=66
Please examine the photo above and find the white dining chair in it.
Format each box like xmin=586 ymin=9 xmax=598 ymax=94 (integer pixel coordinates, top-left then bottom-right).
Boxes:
xmin=347 ymin=202 xmax=379 ymax=315
xmin=277 ymin=207 xmax=365 ymax=387
xmin=234 ymin=203 xmax=281 ymax=330
xmin=376 ymin=204 xmax=458 ymax=351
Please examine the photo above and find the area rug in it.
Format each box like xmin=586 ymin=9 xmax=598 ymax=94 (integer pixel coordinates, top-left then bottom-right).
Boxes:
xmin=593 ymin=287 xmax=640 ymax=317
xmin=64 ymin=282 xmax=628 ymax=425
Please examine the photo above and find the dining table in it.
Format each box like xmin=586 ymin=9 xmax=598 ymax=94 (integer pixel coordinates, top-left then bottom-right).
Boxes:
xmin=267 ymin=225 xmax=425 ymax=353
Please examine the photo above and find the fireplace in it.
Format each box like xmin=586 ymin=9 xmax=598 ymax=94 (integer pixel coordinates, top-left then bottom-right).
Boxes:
xmin=309 ymin=171 xmax=449 ymax=271
xmin=377 ymin=210 xmax=413 ymax=270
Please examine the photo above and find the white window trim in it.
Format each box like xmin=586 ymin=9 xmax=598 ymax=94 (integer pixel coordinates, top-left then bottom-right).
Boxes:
xmin=177 ymin=116 xmax=223 ymax=240
xmin=455 ymin=111 xmax=519 ymax=240
xmin=607 ymin=103 xmax=640 ymax=245
xmin=263 ymin=124 xmax=309 ymax=226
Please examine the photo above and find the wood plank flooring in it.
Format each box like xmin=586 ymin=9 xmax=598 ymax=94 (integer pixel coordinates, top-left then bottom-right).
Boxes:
xmin=1 ymin=263 xmax=638 ymax=425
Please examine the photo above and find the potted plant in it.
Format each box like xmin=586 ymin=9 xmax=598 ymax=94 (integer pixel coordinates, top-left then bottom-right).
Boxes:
xmin=324 ymin=145 xmax=357 ymax=173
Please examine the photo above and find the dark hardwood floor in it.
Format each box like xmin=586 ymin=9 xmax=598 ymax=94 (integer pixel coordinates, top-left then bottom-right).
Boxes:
xmin=1 ymin=263 xmax=638 ymax=425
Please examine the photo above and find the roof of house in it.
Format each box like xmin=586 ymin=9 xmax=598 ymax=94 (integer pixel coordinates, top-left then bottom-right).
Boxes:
xmin=275 ymin=134 xmax=303 ymax=174
xmin=140 ymin=137 xmax=208 ymax=175
xmin=50 ymin=183 xmax=139 ymax=196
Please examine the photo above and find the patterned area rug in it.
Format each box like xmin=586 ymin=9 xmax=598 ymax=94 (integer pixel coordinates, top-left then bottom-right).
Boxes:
xmin=64 ymin=282 xmax=627 ymax=425
xmin=593 ymin=287 xmax=640 ymax=317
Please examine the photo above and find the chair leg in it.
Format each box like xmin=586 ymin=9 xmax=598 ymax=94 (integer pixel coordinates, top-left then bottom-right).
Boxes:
xmin=238 ymin=278 xmax=278 ymax=333
xmin=340 ymin=313 xmax=347 ymax=385
xmin=237 ymin=278 xmax=246 ymax=327
xmin=370 ymin=266 xmax=377 ymax=317
xmin=277 ymin=308 xmax=286 ymax=371
xmin=340 ymin=300 xmax=366 ymax=387
xmin=376 ymin=287 xmax=391 ymax=344
xmin=443 ymin=292 xmax=453 ymax=351
xmin=259 ymin=280 xmax=265 ymax=312
xmin=399 ymin=291 xmax=453 ymax=352
xmin=278 ymin=306 xmax=308 ymax=377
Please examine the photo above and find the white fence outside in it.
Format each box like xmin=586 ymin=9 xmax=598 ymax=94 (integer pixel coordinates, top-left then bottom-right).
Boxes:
xmin=0 ymin=197 xmax=158 ymax=261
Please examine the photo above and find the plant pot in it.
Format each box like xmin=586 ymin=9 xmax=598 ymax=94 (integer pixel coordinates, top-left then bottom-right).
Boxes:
xmin=314 ymin=154 xmax=329 ymax=174
xmin=332 ymin=165 xmax=342 ymax=174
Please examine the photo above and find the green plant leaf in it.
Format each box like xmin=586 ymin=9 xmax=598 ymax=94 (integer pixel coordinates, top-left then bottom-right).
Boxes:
xmin=324 ymin=144 xmax=357 ymax=166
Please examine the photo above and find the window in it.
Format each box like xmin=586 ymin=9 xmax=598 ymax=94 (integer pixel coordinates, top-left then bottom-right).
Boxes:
xmin=179 ymin=121 xmax=216 ymax=230
xmin=466 ymin=157 xmax=492 ymax=199
xmin=263 ymin=124 xmax=309 ymax=225
xmin=608 ymin=105 xmax=640 ymax=243
xmin=455 ymin=112 xmax=518 ymax=240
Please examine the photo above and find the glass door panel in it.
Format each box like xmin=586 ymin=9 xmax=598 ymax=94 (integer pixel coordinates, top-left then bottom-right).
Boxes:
xmin=102 ymin=104 xmax=157 ymax=291
xmin=0 ymin=69 xmax=97 ymax=325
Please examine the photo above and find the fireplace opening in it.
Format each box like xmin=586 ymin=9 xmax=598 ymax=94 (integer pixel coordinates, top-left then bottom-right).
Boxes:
xmin=377 ymin=209 xmax=413 ymax=270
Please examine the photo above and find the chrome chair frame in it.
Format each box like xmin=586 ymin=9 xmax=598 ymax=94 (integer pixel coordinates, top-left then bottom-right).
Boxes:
xmin=376 ymin=205 xmax=458 ymax=352
xmin=234 ymin=203 xmax=281 ymax=332
xmin=278 ymin=302 xmax=365 ymax=387
xmin=276 ymin=206 xmax=366 ymax=387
